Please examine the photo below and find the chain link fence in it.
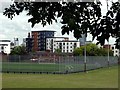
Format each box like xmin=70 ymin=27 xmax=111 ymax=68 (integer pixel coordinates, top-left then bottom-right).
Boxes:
xmin=1 ymin=54 xmax=118 ymax=74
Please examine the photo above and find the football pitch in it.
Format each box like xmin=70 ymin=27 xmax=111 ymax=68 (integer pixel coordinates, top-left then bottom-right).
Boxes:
xmin=2 ymin=62 xmax=86 ymax=73
xmin=2 ymin=62 xmax=108 ymax=73
xmin=2 ymin=66 xmax=118 ymax=88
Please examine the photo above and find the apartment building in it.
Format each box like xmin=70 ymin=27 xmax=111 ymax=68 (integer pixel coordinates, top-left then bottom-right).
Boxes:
xmin=46 ymin=37 xmax=69 ymax=52
xmin=14 ymin=38 xmax=19 ymax=46
xmin=103 ymin=44 xmax=119 ymax=56
xmin=0 ymin=40 xmax=11 ymax=54
xmin=111 ymin=45 xmax=119 ymax=56
xmin=28 ymin=30 xmax=55 ymax=51
xmin=46 ymin=37 xmax=80 ymax=53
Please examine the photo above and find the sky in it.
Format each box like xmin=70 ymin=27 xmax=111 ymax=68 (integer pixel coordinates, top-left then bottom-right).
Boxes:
xmin=0 ymin=0 xmax=117 ymax=45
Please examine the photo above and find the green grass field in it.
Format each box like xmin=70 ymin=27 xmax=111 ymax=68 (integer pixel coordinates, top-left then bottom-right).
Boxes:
xmin=2 ymin=62 xmax=85 ymax=73
xmin=2 ymin=62 xmax=113 ymax=73
xmin=2 ymin=66 xmax=118 ymax=88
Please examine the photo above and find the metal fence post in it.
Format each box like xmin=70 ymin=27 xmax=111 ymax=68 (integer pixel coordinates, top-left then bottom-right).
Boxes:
xmin=84 ymin=42 xmax=87 ymax=72
xmin=58 ymin=56 xmax=60 ymax=73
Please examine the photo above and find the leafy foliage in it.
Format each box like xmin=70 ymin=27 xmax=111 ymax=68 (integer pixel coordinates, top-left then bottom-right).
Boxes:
xmin=73 ymin=43 xmax=113 ymax=56
xmin=10 ymin=46 xmax=28 ymax=55
xmin=3 ymin=1 xmax=120 ymax=48
xmin=54 ymin=48 xmax=62 ymax=54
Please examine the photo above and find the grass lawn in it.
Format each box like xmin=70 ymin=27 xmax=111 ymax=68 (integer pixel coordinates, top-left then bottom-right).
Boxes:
xmin=3 ymin=62 xmax=114 ymax=73
xmin=2 ymin=62 xmax=85 ymax=73
xmin=0 ymin=73 xmax=1 ymax=89
xmin=2 ymin=65 xmax=118 ymax=88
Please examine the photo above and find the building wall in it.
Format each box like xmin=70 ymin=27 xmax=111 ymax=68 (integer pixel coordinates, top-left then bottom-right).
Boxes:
xmin=32 ymin=31 xmax=39 ymax=51
xmin=39 ymin=31 xmax=55 ymax=51
xmin=0 ymin=40 xmax=11 ymax=54
xmin=26 ymin=38 xmax=33 ymax=52
xmin=111 ymin=45 xmax=119 ymax=56
xmin=46 ymin=37 xmax=80 ymax=53
xmin=54 ymin=41 xmax=80 ymax=53
xmin=46 ymin=37 xmax=68 ymax=51
xmin=31 ymin=30 xmax=55 ymax=51
xmin=14 ymin=38 xmax=19 ymax=46
xmin=103 ymin=44 xmax=119 ymax=56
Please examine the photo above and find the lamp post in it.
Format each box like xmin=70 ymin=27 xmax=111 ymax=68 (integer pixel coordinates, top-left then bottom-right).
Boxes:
xmin=106 ymin=0 xmax=110 ymax=67
xmin=118 ymin=30 xmax=120 ymax=64
xmin=108 ymin=39 xmax=110 ymax=68
xmin=84 ymin=33 xmax=87 ymax=72
xmin=118 ymin=41 xmax=120 ymax=64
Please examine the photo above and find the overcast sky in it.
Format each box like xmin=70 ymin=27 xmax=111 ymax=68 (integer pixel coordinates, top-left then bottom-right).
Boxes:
xmin=0 ymin=0 xmax=117 ymax=45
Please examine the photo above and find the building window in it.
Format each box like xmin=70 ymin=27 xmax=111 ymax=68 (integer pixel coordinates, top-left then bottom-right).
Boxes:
xmin=74 ymin=43 xmax=76 ymax=46
xmin=59 ymin=44 xmax=62 ymax=49
xmin=112 ymin=47 xmax=114 ymax=49
xmin=1 ymin=46 xmax=4 ymax=50
xmin=46 ymin=39 xmax=48 ymax=42
xmin=67 ymin=50 xmax=69 ymax=52
xmin=74 ymin=43 xmax=77 ymax=48
xmin=63 ymin=43 xmax=65 ymax=45
xmin=67 ymin=46 xmax=69 ymax=49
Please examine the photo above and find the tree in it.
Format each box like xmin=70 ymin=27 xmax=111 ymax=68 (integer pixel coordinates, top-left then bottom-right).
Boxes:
xmin=73 ymin=43 xmax=113 ymax=56
xmin=73 ymin=47 xmax=82 ymax=56
xmin=10 ymin=46 xmax=28 ymax=55
xmin=3 ymin=1 xmax=120 ymax=48
xmin=54 ymin=48 xmax=62 ymax=54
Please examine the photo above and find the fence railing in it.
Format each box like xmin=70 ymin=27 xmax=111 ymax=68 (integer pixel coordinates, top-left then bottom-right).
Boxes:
xmin=1 ymin=55 xmax=118 ymax=74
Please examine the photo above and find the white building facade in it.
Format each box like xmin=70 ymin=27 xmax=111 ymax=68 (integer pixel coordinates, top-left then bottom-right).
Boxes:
xmin=46 ymin=37 xmax=80 ymax=53
xmin=0 ymin=40 xmax=11 ymax=54
xmin=111 ymin=44 xmax=119 ymax=56
xmin=14 ymin=38 xmax=19 ymax=46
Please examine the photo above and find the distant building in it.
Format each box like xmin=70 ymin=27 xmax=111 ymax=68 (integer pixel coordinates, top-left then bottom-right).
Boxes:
xmin=46 ymin=37 xmax=80 ymax=53
xmin=25 ymin=30 xmax=56 ymax=52
xmin=24 ymin=33 xmax=33 ymax=52
xmin=54 ymin=40 xmax=80 ymax=53
xmin=31 ymin=30 xmax=55 ymax=51
xmin=14 ymin=38 xmax=19 ymax=46
xmin=10 ymin=42 xmax=15 ymax=50
xmin=25 ymin=38 xmax=33 ymax=52
xmin=86 ymin=41 xmax=92 ymax=45
xmin=46 ymin=37 xmax=69 ymax=52
xmin=111 ymin=45 xmax=119 ymax=57
xmin=0 ymin=40 xmax=11 ymax=54
xmin=22 ymin=38 xmax=26 ymax=46
xmin=103 ymin=44 xmax=111 ymax=49
xmin=103 ymin=44 xmax=119 ymax=56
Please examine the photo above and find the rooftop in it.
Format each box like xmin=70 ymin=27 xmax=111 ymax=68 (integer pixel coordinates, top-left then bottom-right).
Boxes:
xmin=55 ymin=40 xmax=79 ymax=42
xmin=32 ymin=30 xmax=56 ymax=32
xmin=46 ymin=37 xmax=69 ymax=38
xmin=0 ymin=40 xmax=11 ymax=42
